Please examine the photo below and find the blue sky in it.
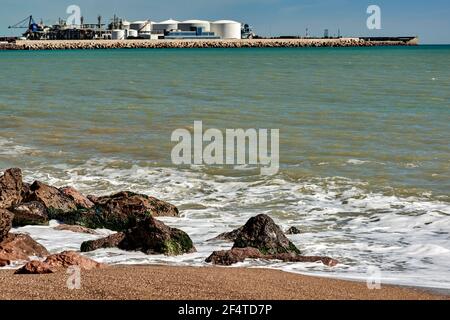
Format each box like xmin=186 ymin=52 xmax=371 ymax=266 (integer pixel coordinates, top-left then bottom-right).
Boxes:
xmin=1 ymin=0 xmax=449 ymax=43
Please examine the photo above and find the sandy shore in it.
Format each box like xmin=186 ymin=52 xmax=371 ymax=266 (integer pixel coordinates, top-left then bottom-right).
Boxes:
xmin=0 ymin=265 xmax=447 ymax=300
xmin=0 ymin=38 xmax=418 ymax=50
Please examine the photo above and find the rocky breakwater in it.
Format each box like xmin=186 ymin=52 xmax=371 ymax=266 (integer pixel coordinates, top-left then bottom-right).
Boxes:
xmin=1 ymin=167 xmax=336 ymax=272
xmin=0 ymin=169 xmax=49 ymax=267
xmin=206 ymin=214 xmax=338 ymax=266
xmin=0 ymin=167 xmax=189 ymax=269
xmin=14 ymin=174 xmax=179 ymax=231
xmin=0 ymin=38 xmax=418 ymax=51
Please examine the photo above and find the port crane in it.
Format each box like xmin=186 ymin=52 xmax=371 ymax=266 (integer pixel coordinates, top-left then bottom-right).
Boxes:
xmin=9 ymin=15 xmax=37 ymax=31
xmin=8 ymin=15 xmax=44 ymax=39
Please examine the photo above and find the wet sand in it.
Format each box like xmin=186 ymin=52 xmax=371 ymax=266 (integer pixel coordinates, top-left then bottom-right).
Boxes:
xmin=0 ymin=265 xmax=447 ymax=300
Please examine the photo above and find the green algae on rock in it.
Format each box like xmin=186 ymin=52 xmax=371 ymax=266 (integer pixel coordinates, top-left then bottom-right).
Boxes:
xmin=81 ymin=216 xmax=195 ymax=256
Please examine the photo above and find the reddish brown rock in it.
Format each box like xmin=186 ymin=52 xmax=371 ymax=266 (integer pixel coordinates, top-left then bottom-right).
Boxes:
xmin=60 ymin=186 xmax=94 ymax=209
xmin=54 ymin=224 xmax=99 ymax=235
xmin=86 ymin=195 xmax=99 ymax=204
xmin=205 ymin=248 xmax=339 ymax=267
xmin=206 ymin=214 xmax=338 ymax=267
xmin=10 ymin=202 xmax=48 ymax=227
xmin=15 ymin=251 xmax=104 ymax=274
xmin=0 ymin=258 xmax=10 ymax=267
xmin=23 ymin=181 xmax=77 ymax=213
xmin=80 ymin=232 xmax=125 ymax=252
xmin=53 ymin=191 xmax=180 ymax=231
xmin=0 ymin=168 xmax=23 ymax=209
xmin=94 ymin=191 xmax=179 ymax=218
xmin=266 ymin=253 xmax=338 ymax=267
xmin=81 ymin=216 xmax=195 ymax=256
xmin=205 ymin=248 xmax=263 ymax=265
xmin=21 ymin=182 xmax=31 ymax=199
xmin=0 ymin=209 xmax=13 ymax=241
xmin=44 ymin=251 xmax=104 ymax=270
xmin=14 ymin=260 xmax=57 ymax=274
xmin=233 ymin=214 xmax=301 ymax=255
xmin=0 ymin=233 xmax=49 ymax=264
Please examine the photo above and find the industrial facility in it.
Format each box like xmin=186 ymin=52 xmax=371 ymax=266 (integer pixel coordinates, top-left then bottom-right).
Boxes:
xmin=8 ymin=15 xmax=254 ymax=41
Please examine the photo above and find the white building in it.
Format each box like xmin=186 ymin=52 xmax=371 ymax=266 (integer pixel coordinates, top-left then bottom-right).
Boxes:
xmin=210 ymin=20 xmax=242 ymax=39
xmin=153 ymin=19 xmax=179 ymax=33
xmin=178 ymin=20 xmax=211 ymax=32
xmin=130 ymin=20 xmax=152 ymax=33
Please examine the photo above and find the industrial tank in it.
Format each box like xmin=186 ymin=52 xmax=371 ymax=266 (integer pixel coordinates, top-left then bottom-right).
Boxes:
xmin=210 ymin=20 xmax=241 ymax=39
xmin=153 ymin=19 xmax=179 ymax=33
xmin=126 ymin=29 xmax=138 ymax=38
xmin=178 ymin=20 xmax=210 ymax=32
xmin=130 ymin=20 xmax=152 ymax=33
xmin=122 ymin=20 xmax=130 ymax=30
xmin=112 ymin=30 xmax=126 ymax=40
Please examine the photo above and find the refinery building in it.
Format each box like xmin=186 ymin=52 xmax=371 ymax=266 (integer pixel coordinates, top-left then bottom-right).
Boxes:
xmin=9 ymin=15 xmax=252 ymax=41
xmin=112 ymin=19 xmax=243 ymax=40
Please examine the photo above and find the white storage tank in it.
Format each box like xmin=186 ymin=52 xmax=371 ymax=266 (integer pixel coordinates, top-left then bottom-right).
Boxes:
xmin=178 ymin=19 xmax=210 ymax=32
xmin=153 ymin=19 xmax=179 ymax=33
xmin=211 ymin=20 xmax=241 ymax=39
xmin=126 ymin=29 xmax=138 ymax=38
xmin=112 ymin=29 xmax=126 ymax=40
xmin=130 ymin=20 xmax=152 ymax=33
xmin=122 ymin=20 xmax=130 ymax=30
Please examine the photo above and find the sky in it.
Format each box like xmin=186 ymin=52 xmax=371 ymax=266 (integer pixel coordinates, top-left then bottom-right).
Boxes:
xmin=1 ymin=0 xmax=449 ymax=44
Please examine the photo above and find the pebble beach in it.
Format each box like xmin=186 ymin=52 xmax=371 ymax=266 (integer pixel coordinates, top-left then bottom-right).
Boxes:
xmin=0 ymin=265 xmax=447 ymax=300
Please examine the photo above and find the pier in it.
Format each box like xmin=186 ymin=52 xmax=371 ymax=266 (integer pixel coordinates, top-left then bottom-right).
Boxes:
xmin=0 ymin=37 xmax=419 ymax=50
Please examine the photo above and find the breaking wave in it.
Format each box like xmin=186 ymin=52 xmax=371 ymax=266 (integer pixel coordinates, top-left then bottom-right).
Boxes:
xmin=1 ymin=138 xmax=449 ymax=289
xmin=1 ymin=154 xmax=447 ymax=290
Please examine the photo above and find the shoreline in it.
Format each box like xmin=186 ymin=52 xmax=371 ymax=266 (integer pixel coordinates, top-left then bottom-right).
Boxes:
xmin=3 ymin=260 xmax=450 ymax=297
xmin=0 ymin=265 xmax=447 ymax=300
xmin=1 ymin=168 xmax=449 ymax=295
xmin=0 ymin=38 xmax=419 ymax=51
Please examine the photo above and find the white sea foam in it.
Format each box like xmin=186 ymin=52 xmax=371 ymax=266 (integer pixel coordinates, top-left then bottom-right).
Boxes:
xmin=0 ymin=138 xmax=35 ymax=156
xmin=346 ymin=159 xmax=370 ymax=165
xmin=1 ymin=154 xmax=450 ymax=289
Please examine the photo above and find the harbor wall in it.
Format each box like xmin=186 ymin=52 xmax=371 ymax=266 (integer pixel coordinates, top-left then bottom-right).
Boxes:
xmin=0 ymin=37 xmax=419 ymax=50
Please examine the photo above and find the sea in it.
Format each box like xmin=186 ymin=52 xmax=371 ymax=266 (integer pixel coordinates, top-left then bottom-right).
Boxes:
xmin=0 ymin=46 xmax=449 ymax=289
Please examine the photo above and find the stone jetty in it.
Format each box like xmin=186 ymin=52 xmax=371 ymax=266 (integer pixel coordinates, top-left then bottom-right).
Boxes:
xmin=0 ymin=37 xmax=418 ymax=50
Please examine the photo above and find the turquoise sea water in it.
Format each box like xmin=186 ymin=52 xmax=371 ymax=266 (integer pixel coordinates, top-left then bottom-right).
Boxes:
xmin=1 ymin=46 xmax=449 ymax=288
